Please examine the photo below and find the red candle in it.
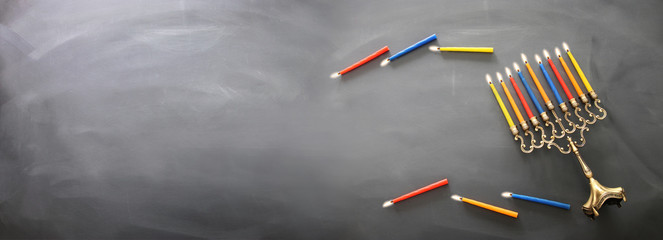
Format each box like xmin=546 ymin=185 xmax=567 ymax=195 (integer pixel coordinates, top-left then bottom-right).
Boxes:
xmin=382 ymin=178 xmax=449 ymax=208
xmin=505 ymin=67 xmax=534 ymax=119
xmin=330 ymin=46 xmax=390 ymax=78
xmin=544 ymin=49 xmax=574 ymax=100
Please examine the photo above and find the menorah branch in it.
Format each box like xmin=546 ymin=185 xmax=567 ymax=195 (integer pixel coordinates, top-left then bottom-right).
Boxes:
xmin=591 ymin=98 xmax=607 ymax=120
xmin=573 ymin=106 xmax=590 ymax=129
xmin=547 ymin=139 xmax=571 ymax=154
xmin=515 ymin=134 xmax=534 ymax=153
xmin=531 ymin=125 xmax=546 ymax=149
xmin=583 ymin=102 xmax=599 ymax=124
xmin=584 ymin=92 xmax=608 ymax=123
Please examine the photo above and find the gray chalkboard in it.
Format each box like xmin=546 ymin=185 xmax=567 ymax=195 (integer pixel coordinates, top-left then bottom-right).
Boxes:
xmin=1 ymin=0 xmax=662 ymax=239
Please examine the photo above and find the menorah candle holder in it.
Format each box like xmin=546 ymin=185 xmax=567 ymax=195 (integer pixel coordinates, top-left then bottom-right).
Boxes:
xmin=488 ymin=46 xmax=625 ymax=219
xmin=584 ymin=90 xmax=608 ymax=123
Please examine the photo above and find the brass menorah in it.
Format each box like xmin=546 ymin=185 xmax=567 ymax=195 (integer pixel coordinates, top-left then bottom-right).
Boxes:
xmin=487 ymin=44 xmax=625 ymax=219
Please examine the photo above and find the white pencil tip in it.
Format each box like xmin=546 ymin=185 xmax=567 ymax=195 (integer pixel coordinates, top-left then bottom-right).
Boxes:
xmin=382 ymin=200 xmax=394 ymax=208
xmin=330 ymin=72 xmax=341 ymax=79
xmin=501 ymin=192 xmax=513 ymax=198
xmin=380 ymin=58 xmax=390 ymax=67
xmin=429 ymin=45 xmax=441 ymax=52
xmin=451 ymin=194 xmax=462 ymax=201
xmin=521 ymin=53 xmax=528 ymax=64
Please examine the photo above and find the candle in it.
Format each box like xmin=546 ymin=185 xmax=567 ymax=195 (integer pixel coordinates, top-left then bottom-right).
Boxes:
xmin=513 ymin=62 xmax=545 ymax=115
xmin=563 ymin=42 xmax=594 ymax=94
xmin=502 ymin=192 xmax=571 ymax=210
xmin=522 ymin=53 xmax=553 ymax=110
xmin=429 ymin=46 xmax=494 ymax=53
xmin=382 ymin=178 xmax=449 ymax=208
xmin=505 ymin=67 xmax=534 ymax=119
xmin=487 ymin=74 xmax=515 ymax=128
xmin=556 ymin=47 xmax=585 ymax=98
xmin=497 ymin=72 xmax=525 ymax=125
xmin=330 ymin=46 xmax=390 ymax=79
xmin=381 ymin=34 xmax=437 ymax=67
xmin=535 ymin=54 xmax=563 ymax=105
xmin=544 ymin=49 xmax=574 ymax=101
xmin=451 ymin=195 xmax=519 ymax=218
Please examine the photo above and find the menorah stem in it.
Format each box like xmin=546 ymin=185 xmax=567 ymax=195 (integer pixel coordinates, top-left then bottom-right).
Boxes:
xmin=568 ymin=138 xmax=626 ymax=219
xmin=569 ymin=137 xmax=592 ymax=179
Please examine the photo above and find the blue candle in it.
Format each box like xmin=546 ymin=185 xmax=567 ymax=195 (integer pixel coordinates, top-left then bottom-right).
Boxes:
xmin=503 ymin=192 xmax=570 ymax=210
xmin=513 ymin=62 xmax=545 ymax=114
xmin=535 ymin=54 xmax=563 ymax=105
xmin=381 ymin=34 xmax=437 ymax=66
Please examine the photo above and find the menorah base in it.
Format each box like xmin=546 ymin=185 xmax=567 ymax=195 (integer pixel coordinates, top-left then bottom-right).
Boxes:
xmin=569 ymin=138 xmax=626 ymax=219
xmin=582 ymin=177 xmax=626 ymax=219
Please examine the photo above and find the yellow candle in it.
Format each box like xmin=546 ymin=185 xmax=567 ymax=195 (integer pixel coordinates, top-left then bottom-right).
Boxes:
xmin=522 ymin=53 xmax=551 ymax=104
xmin=556 ymin=47 xmax=584 ymax=96
xmin=434 ymin=47 xmax=493 ymax=53
xmin=487 ymin=74 xmax=514 ymax=127
xmin=563 ymin=42 xmax=594 ymax=93
xmin=497 ymin=72 xmax=525 ymax=124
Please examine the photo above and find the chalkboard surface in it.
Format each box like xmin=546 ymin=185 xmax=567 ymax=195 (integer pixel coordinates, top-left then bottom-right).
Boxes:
xmin=1 ymin=0 xmax=662 ymax=239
